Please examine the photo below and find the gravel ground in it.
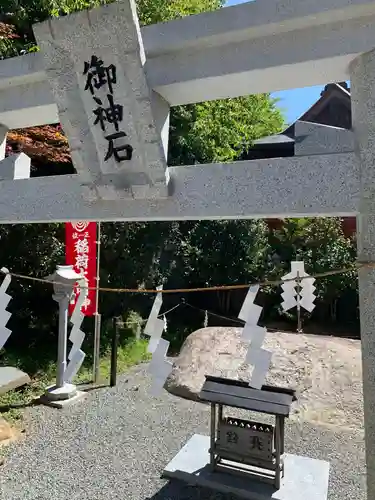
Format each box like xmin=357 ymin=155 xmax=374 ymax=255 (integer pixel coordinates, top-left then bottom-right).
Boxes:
xmin=0 ymin=364 xmax=366 ymax=500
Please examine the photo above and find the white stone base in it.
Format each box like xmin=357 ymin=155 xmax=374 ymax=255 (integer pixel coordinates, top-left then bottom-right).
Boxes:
xmin=44 ymin=383 xmax=77 ymax=400
xmin=163 ymin=434 xmax=329 ymax=500
xmin=39 ymin=390 xmax=87 ymax=409
xmin=39 ymin=383 xmax=86 ymax=408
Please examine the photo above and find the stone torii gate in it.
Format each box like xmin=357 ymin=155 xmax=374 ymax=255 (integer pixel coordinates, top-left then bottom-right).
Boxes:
xmin=0 ymin=0 xmax=374 ymax=495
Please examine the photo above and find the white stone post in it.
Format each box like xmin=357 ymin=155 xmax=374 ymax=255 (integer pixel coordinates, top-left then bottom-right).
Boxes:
xmin=43 ymin=265 xmax=85 ymax=407
xmin=0 ymin=152 xmax=31 ymax=180
xmin=56 ymin=285 xmax=70 ymax=388
xmin=350 ymin=49 xmax=375 ymax=500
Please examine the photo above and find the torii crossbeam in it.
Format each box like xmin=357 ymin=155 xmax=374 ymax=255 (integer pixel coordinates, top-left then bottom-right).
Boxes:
xmin=0 ymin=0 xmax=372 ymax=218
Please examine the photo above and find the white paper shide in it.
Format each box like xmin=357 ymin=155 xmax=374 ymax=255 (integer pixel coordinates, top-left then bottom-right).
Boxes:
xmin=239 ymin=285 xmax=271 ymax=390
xmin=281 ymin=261 xmax=316 ymax=313
xmin=143 ymin=286 xmax=173 ymax=395
xmin=64 ymin=279 xmax=86 ymax=383
xmin=0 ymin=267 xmax=12 ymax=350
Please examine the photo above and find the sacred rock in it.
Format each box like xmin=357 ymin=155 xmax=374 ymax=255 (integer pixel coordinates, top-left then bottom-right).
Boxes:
xmin=165 ymin=327 xmax=362 ymax=427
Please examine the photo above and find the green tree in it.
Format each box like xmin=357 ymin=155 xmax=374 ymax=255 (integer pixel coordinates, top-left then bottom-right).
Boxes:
xmin=0 ymin=0 xmax=223 ymax=40
xmin=179 ymin=219 xmax=272 ymax=314
xmin=268 ymin=218 xmax=311 ymax=263
xmin=170 ymin=96 xmax=283 ymax=165
xmin=0 ymin=223 xmax=64 ymax=355
xmin=302 ymin=218 xmax=357 ymax=322
xmin=269 ymin=217 xmax=357 ymax=326
xmin=137 ymin=0 xmax=223 ymax=25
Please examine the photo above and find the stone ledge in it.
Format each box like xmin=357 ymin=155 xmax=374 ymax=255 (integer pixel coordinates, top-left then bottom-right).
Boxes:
xmin=0 ymin=366 xmax=30 ymax=395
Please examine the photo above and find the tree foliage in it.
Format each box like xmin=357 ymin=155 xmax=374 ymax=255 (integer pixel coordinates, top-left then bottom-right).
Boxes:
xmin=303 ymin=218 xmax=356 ymax=295
xmin=137 ymin=0 xmax=223 ymax=25
xmin=0 ymin=0 xmax=223 ymax=36
xmin=169 ymin=96 xmax=284 ymax=165
xmin=269 ymin=218 xmax=357 ymax=325
xmin=8 ymin=126 xmax=70 ymax=165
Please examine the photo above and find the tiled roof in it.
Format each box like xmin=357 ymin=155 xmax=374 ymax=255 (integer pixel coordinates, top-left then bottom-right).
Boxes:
xmin=254 ymin=83 xmax=351 ymax=146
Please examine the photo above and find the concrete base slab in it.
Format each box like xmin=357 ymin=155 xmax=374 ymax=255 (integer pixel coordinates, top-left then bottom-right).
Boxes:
xmin=38 ymin=390 xmax=86 ymax=409
xmin=44 ymin=383 xmax=77 ymax=400
xmin=0 ymin=367 xmax=30 ymax=395
xmin=163 ymin=434 xmax=329 ymax=500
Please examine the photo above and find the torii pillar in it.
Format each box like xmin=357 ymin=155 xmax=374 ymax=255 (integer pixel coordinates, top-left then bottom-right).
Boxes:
xmin=351 ymin=50 xmax=375 ymax=499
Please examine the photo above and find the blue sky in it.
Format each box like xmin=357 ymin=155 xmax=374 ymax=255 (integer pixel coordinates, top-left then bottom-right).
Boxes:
xmin=224 ymin=0 xmax=325 ymax=124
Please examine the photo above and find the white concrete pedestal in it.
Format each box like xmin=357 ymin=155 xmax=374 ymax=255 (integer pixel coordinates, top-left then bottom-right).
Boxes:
xmin=163 ymin=434 xmax=329 ymax=500
xmin=39 ymin=383 xmax=86 ymax=408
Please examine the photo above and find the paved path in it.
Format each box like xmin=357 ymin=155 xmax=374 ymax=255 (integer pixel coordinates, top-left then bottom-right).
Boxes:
xmin=0 ymin=364 xmax=367 ymax=500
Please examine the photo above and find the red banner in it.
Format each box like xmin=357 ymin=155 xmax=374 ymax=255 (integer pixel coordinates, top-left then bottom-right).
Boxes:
xmin=65 ymin=221 xmax=97 ymax=317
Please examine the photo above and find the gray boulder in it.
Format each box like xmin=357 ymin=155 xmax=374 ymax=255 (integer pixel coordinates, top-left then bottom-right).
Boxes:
xmin=166 ymin=327 xmax=251 ymax=402
xmin=165 ymin=327 xmax=363 ymax=427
